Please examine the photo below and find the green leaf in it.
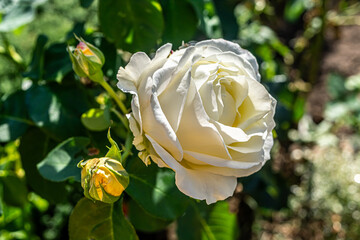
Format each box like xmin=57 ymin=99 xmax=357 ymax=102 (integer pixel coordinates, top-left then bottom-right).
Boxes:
xmin=37 ymin=137 xmax=90 ymax=182
xmin=19 ymin=128 xmax=67 ymax=203
xmin=43 ymin=43 xmax=73 ymax=82
xmin=80 ymin=0 xmax=94 ymax=8
xmin=284 ymin=0 xmax=306 ymax=23
xmin=240 ymin=163 xmax=289 ymax=210
xmin=327 ymin=73 xmax=347 ymax=99
xmin=177 ymin=201 xmax=239 ymax=240
xmin=24 ymin=39 xmax=73 ymax=82
xmin=0 ymin=183 xmax=3 ymax=216
xmin=26 ymin=84 xmax=89 ymax=141
xmin=293 ymin=95 xmax=305 ymax=123
xmin=187 ymin=0 xmax=206 ymax=32
xmin=105 ymin=129 xmax=122 ymax=162
xmin=212 ymin=0 xmax=238 ymax=40
xmin=0 ymin=90 xmax=29 ymax=142
xmin=128 ymin=199 xmax=171 ymax=232
xmin=23 ymin=34 xmax=48 ymax=81
xmin=69 ymin=197 xmax=138 ymax=240
xmin=160 ymin=0 xmax=198 ymax=48
xmin=81 ymin=108 xmax=111 ymax=131
xmin=0 ymin=173 xmax=28 ymax=207
xmin=99 ymin=0 xmax=164 ymax=52
xmin=345 ymin=74 xmax=360 ymax=91
xmin=125 ymin=157 xmax=189 ymax=220
xmin=0 ymin=0 xmax=47 ymax=32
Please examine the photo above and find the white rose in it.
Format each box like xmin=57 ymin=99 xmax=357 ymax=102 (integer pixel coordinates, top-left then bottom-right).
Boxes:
xmin=117 ymin=39 xmax=276 ymax=204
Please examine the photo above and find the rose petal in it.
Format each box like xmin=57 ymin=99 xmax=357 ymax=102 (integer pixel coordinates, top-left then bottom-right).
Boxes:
xmin=217 ymin=87 xmax=236 ymax=125
xmin=141 ymin=94 xmax=183 ymax=161
xmin=184 ymin=150 xmax=261 ymax=169
xmin=186 ymin=159 xmax=263 ymax=178
xmin=195 ymin=39 xmax=261 ymax=81
xmin=177 ymin=80 xmax=231 ymax=159
xmin=236 ymin=80 xmax=273 ymax=129
xmin=263 ymin=132 xmax=274 ymax=161
xmin=199 ymin=74 xmax=221 ymax=120
xmin=227 ymin=135 xmax=264 ymax=153
xmin=146 ymin=134 xmax=237 ymax=204
xmin=158 ymin=70 xmax=192 ymax=132
xmin=117 ymin=52 xmax=151 ymax=93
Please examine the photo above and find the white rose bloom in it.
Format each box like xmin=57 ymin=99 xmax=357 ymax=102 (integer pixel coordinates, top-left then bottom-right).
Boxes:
xmin=117 ymin=39 xmax=276 ymax=204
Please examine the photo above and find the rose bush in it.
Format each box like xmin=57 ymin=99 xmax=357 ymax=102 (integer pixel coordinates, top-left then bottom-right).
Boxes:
xmin=117 ymin=39 xmax=276 ymax=204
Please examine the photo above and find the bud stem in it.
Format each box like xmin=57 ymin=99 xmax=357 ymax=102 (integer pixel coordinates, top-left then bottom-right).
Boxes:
xmin=111 ymin=108 xmax=129 ymax=131
xmin=97 ymin=78 xmax=128 ymax=115
xmin=121 ymin=132 xmax=133 ymax=163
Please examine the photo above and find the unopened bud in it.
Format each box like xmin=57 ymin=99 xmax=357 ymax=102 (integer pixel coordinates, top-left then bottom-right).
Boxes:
xmin=68 ymin=38 xmax=105 ymax=83
xmin=79 ymin=157 xmax=129 ymax=203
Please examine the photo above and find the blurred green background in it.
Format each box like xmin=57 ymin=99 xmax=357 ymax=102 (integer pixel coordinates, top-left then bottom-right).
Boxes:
xmin=1 ymin=0 xmax=360 ymax=239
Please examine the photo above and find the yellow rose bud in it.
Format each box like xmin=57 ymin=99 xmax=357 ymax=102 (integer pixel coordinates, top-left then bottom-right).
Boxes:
xmin=79 ymin=157 xmax=129 ymax=203
xmin=68 ymin=38 xmax=105 ymax=83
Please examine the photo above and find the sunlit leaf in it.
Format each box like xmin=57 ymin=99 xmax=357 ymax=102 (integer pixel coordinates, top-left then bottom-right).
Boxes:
xmin=284 ymin=0 xmax=306 ymax=23
xmin=26 ymin=84 xmax=90 ymax=141
xmin=177 ymin=201 xmax=239 ymax=240
xmin=81 ymin=108 xmax=111 ymax=132
xmin=0 ymin=0 xmax=47 ymax=32
xmin=292 ymin=95 xmax=305 ymax=123
xmin=37 ymin=137 xmax=90 ymax=182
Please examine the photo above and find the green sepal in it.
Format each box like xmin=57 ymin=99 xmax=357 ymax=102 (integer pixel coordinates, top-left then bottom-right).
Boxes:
xmin=105 ymin=129 xmax=122 ymax=163
xmin=74 ymin=35 xmax=105 ymax=64
xmin=68 ymin=45 xmax=87 ymax=78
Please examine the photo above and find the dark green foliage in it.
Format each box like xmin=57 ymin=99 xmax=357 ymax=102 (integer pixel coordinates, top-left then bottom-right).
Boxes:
xmin=212 ymin=0 xmax=238 ymax=40
xmin=128 ymin=199 xmax=171 ymax=232
xmin=0 ymin=173 xmax=27 ymax=207
xmin=69 ymin=197 xmax=138 ymax=240
xmin=99 ymin=0 xmax=164 ymax=53
xmin=240 ymin=163 xmax=290 ymax=210
xmin=80 ymin=0 xmax=94 ymax=8
xmin=0 ymin=90 xmax=29 ymax=142
xmin=160 ymin=0 xmax=198 ymax=48
xmin=19 ymin=128 xmax=68 ymax=203
xmin=125 ymin=156 xmax=190 ymax=220
xmin=24 ymin=38 xmax=73 ymax=82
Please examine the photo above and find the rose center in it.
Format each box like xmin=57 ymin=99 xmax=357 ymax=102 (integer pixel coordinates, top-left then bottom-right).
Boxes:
xmin=192 ymin=60 xmax=249 ymax=126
